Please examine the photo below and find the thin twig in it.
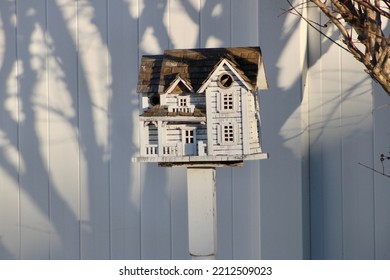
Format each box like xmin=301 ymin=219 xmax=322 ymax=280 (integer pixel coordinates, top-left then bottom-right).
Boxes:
xmin=358 ymin=162 xmax=390 ymax=178
xmin=286 ymin=0 xmax=351 ymax=53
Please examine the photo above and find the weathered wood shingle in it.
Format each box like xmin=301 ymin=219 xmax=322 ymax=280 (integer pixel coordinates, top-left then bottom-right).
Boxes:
xmin=137 ymin=55 xmax=163 ymax=93
xmin=137 ymin=47 xmax=268 ymax=94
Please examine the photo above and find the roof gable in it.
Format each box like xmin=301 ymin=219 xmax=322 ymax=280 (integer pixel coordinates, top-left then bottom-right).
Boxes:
xmin=137 ymin=47 xmax=269 ymax=94
xmin=197 ymin=58 xmax=253 ymax=93
xmin=165 ymin=75 xmax=193 ymax=94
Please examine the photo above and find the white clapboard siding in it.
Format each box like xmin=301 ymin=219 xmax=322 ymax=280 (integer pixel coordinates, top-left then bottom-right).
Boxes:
xmin=1 ymin=0 xmax=389 ymax=260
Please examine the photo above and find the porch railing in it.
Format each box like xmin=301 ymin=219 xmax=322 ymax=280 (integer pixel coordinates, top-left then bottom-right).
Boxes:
xmin=144 ymin=142 xmax=205 ymax=157
xmin=168 ymin=105 xmax=195 ymax=113
xmin=162 ymin=145 xmax=176 ymax=155
xmin=144 ymin=144 xmax=177 ymax=156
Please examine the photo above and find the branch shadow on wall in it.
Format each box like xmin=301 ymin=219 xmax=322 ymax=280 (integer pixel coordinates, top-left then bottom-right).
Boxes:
xmin=0 ymin=0 xmax=141 ymax=259
xmin=0 ymin=0 xmax=379 ymax=260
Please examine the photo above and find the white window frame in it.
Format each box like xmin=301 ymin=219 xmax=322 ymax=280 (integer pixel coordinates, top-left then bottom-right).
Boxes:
xmin=222 ymin=92 xmax=234 ymax=110
xmin=218 ymin=91 xmax=237 ymax=113
xmin=219 ymin=122 xmax=238 ymax=145
xmin=184 ymin=129 xmax=195 ymax=144
xmin=178 ymin=96 xmax=189 ymax=108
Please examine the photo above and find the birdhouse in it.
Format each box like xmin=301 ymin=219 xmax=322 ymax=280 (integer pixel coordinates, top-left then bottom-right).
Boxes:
xmin=134 ymin=47 xmax=269 ymax=166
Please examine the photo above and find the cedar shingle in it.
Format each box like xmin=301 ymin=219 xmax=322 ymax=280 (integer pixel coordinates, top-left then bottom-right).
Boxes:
xmin=137 ymin=47 xmax=267 ymax=94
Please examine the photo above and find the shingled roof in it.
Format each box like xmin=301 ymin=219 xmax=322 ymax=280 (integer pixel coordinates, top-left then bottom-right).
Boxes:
xmin=137 ymin=47 xmax=268 ymax=94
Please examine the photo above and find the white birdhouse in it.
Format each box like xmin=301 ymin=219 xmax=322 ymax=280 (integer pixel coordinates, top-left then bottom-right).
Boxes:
xmin=134 ymin=47 xmax=269 ymax=166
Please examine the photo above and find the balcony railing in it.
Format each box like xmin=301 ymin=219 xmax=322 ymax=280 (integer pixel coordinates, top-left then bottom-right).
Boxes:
xmin=145 ymin=144 xmax=158 ymax=156
xmin=162 ymin=145 xmax=176 ymax=155
xmin=168 ymin=105 xmax=195 ymax=113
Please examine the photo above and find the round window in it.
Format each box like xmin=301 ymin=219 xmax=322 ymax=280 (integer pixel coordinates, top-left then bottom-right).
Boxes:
xmin=218 ymin=73 xmax=233 ymax=88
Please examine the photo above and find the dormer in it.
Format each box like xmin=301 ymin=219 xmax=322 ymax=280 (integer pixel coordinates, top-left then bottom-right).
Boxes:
xmin=163 ymin=75 xmax=195 ymax=113
xmin=165 ymin=74 xmax=193 ymax=94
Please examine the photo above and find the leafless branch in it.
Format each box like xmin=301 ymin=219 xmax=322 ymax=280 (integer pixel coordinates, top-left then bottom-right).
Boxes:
xmin=358 ymin=162 xmax=390 ymax=178
xmin=287 ymin=0 xmax=390 ymax=95
xmin=286 ymin=0 xmax=351 ymax=52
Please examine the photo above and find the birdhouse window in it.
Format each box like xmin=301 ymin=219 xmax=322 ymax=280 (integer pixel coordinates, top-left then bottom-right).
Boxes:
xmin=223 ymin=125 xmax=234 ymax=142
xmin=219 ymin=122 xmax=237 ymax=145
xmin=218 ymin=73 xmax=233 ymax=89
xmin=222 ymin=92 xmax=234 ymax=110
xmin=184 ymin=130 xmax=194 ymax=144
xmin=178 ymin=97 xmax=188 ymax=107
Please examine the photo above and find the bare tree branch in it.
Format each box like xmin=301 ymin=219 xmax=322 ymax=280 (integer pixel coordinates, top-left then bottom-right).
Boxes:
xmin=286 ymin=0 xmax=351 ymax=52
xmin=288 ymin=0 xmax=390 ymax=95
xmin=358 ymin=162 xmax=390 ymax=178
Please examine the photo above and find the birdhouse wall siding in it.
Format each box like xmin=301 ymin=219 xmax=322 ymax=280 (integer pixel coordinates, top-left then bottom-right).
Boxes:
xmin=163 ymin=93 xmax=205 ymax=108
xmin=248 ymin=92 xmax=262 ymax=153
xmin=164 ymin=126 xmax=207 ymax=143
xmin=203 ymin=66 xmax=254 ymax=156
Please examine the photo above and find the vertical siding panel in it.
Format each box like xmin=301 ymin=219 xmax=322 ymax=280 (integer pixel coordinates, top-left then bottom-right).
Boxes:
xmin=169 ymin=0 xmax=200 ymax=49
xmin=373 ymin=83 xmax=390 ymax=259
xmin=169 ymin=167 xmax=188 ymax=259
xmin=231 ymin=0 xmax=261 ymax=260
xmin=138 ymin=0 xmax=171 ymax=259
xmin=47 ymin=0 xmax=80 ymax=259
xmin=0 ymin=0 xmax=20 ymax=259
xmin=259 ymin=0 xmax=308 ymax=259
xmin=307 ymin=7 xmax=324 ymax=260
xmin=307 ymin=7 xmax=345 ymax=258
xmin=199 ymin=0 xmax=230 ymax=48
xmin=215 ymin=169 xmax=234 ymax=259
xmin=309 ymin=11 xmax=377 ymax=260
xmin=17 ymin=0 xmax=51 ymax=259
xmin=316 ymin=31 xmax=344 ymax=260
xmin=77 ymin=0 xmax=110 ymax=259
xmin=168 ymin=0 xmax=201 ymax=260
xmin=108 ymin=0 xmax=141 ymax=259
xmin=231 ymin=0 xmax=258 ymax=46
xmin=341 ymin=52 xmax=375 ymax=259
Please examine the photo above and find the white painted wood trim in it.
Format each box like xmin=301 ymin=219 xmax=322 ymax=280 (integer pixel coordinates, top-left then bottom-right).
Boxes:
xmin=241 ymin=88 xmax=250 ymax=155
xmin=157 ymin=121 xmax=165 ymax=156
xmin=139 ymin=116 xmax=206 ymax=123
xmin=140 ymin=121 xmax=147 ymax=156
xmin=187 ymin=168 xmax=217 ymax=259
xmin=165 ymin=75 xmax=194 ymax=94
xmin=205 ymin=88 xmax=214 ymax=155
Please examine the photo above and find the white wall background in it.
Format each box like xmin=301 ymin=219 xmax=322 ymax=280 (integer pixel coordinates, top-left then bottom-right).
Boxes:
xmin=0 ymin=0 xmax=389 ymax=260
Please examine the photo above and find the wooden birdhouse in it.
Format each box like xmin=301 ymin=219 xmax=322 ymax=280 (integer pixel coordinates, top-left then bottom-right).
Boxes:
xmin=134 ymin=47 xmax=269 ymax=166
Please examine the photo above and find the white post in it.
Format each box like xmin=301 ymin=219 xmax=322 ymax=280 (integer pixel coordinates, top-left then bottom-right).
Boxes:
xmin=187 ymin=167 xmax=217 ymax=260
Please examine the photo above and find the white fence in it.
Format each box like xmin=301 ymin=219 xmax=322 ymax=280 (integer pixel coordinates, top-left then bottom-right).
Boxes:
xmin=0 ymin=0 xmax=389 ymax=260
